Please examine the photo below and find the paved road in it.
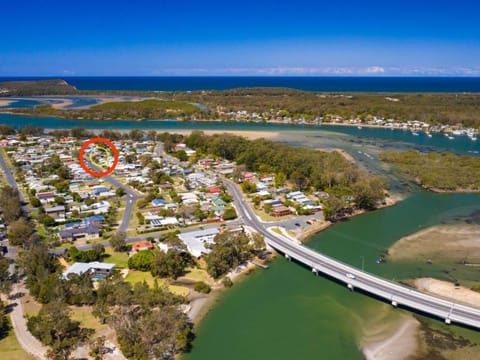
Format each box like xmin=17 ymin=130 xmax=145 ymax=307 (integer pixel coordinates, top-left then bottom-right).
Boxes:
xmin=0 ymin=151 xmax=48 ymax=359
xmin=224 ymin=178 xmax=480 ymax=329
xmin=86 ymin=159 xmax=143 ymax=233
xmin=8 ymin=284 xmax=48 ymax=359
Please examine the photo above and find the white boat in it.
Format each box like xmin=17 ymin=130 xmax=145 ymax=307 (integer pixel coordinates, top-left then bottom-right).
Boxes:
xmin=448 ymin=136 xmax=455 ymax=140
xmin=357 ymin=126 xmax=363 ymax=130
xmin=471 ymin=137 xmax=477 ymax=141
xmin=412 ymin=132 xmax=419 ymax=136
xmin=427 ymin=133 xmax=432 ymax=138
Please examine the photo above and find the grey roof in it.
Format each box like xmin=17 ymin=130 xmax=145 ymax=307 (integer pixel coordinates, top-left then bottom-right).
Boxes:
xmin=59 ymin=223 xmax=100 ymax=239
xmin=45 ymin=205 xmax=65 ymax=213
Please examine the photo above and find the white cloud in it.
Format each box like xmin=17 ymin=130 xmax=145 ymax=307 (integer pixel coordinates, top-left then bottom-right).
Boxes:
xmin=364 ymin=66 xmax=385 ymax=74
xmin=151 ymin=66 xmax=480 ymax=76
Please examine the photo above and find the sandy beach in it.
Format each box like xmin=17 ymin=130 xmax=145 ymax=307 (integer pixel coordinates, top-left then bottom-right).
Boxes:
xmin=50 ymin=98 xmax=74 ymax=109
xmin=362 ymin=316 xmax=420 ymax=360
xmin=414 ymin=277 xmax=480 ymax=307
xmin=164 ymin=129 xmax=280 ymax=141
xmin=0 ymin=99 xmax=15 ymax=107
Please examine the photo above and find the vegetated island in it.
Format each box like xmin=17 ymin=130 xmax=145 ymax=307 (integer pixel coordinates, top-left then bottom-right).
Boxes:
xmin=0 ymin=79 xmax=77 ymax=96
xmin=380 ymin=150 xmax=480 ymax=192
xmin=2 ymin=80 xmax=480 ymax=130
xmin=18 ymin=99 xmax=204 ymax=120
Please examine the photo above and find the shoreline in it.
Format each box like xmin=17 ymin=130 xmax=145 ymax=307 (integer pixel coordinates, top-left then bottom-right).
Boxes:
xmin=186 ymin=262 xmax=260 ymax=325
xmin=2 ymin=106 xmax=478 ymax=137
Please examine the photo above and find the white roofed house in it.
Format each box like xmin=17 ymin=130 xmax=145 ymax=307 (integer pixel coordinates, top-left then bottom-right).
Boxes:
xmin=180 ymin=192 xmax=199 ymax=205
xmin=62 ymin=261 xmax=115 ymax=280
xmin=178 ymin=227 xmax=219 ymax=258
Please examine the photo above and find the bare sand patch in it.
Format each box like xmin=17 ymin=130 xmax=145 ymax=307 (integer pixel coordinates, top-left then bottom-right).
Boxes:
xmin=414 ymin=277 xmax=480 ymax=307
xmin=362 ymin=316 xmax=420 ymax=360
xmin=50 ymin=98 xmax=74 ymax=109
xmin=317 ymin=147 xmax=355 ymax=163
xmin=0 ymin=99 xmax=15 ymax=107
xmin=94 ymin=96 xmax=153 ymax=106
xmin=168 ymin=129 xmax=280 ymax=141
xmin=388 ymin=224 xmax=480 ymax=263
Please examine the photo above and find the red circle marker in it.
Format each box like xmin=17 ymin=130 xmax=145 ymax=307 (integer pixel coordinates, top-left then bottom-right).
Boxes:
xmin=79 ymin=138 xmax=119 ymax=177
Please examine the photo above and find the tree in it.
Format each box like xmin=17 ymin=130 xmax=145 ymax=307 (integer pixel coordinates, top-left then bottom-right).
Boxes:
xmin=241 ymin=181 xmax=257 ymax=194
xmin=68 ymin=244 xmax=104 ymax=263
xmin=109 ymin=231 xmax=128 ymax=252
xmin=0 ymin=257 xmax=12 ymax=295
xmin=136 ymin=211 xmax=145 ymax=225
xmin=115 ymin=187 xmax=125 ymax=197
xmin=54 ymin=196 xmax=65 ymax=205
xmin=89 ymin=335 xmax=107 ymax=360
xmin=222 ymin=207 xmax=237 ymax=221
xmin=151 ymin=249 xmax=190 ymax=279
xmin=128 ymin=250 xmax=154 ymax=271
xmin=193 ymin=281 xmax=211 ymax=293
xmin=0 ymin=186 xmax=22 ymax=223
xmin=7 ymin=217 xmax=34 ymax=246
xmin=323 ymin=195 xmax=345 ymax=221
xmin=275 ymin=172 xmax=286 ymax=188
xmin=206 ymin=231 xmax=254 ymax=278
xmin=27 ymin=302 xmax=92 ymax=360
xmin=250 ymin=232 xmax=265 ymax=251
xmin=0 ymin=301 xmax=9 ymax=340
xmin=222 ymin=277 xmax=233 ymax=288
xmin=112 ymin=306 xmax=192 ymax=360
xmin=174 ymin=150 xmax=188 ymax=162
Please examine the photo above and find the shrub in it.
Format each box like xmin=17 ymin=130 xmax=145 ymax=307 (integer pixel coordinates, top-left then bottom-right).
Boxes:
xmin=193 ymin=281 xmax=211 ymax=294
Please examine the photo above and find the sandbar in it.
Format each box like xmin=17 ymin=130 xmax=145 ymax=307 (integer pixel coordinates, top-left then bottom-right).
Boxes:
xmin=363 ymin=317 xmax=419 ymax=360
xmin=414 ymin=277 xmax=480 ymax=307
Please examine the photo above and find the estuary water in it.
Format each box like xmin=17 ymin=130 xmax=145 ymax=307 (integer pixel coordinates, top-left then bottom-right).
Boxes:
xmin=2 ymin=76 xmax=480 ymax=92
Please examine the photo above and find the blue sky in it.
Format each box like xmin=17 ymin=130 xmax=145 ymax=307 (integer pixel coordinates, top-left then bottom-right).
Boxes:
xmin=1 ymin=0 xmax=479 ymax=76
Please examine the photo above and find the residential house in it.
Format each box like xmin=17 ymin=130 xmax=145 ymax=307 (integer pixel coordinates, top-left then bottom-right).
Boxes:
xmin=62 ymin=261 xmax=115 ymax=279
xmin=59 ymin=223 xmax=101 ymax=242
xmin=271 ymin=206 xmax=291 ymax=217
xmin=178 ymin=227 xmax=219 ymax=258
xmin=132 ymin=241 xmax=154 ymax=252
xmin=45 ymin=205 xmax=66 ymax=220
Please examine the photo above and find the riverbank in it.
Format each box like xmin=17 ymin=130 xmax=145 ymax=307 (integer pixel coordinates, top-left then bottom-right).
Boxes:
xmin=162 ymin=129 xmax=280 ymax=141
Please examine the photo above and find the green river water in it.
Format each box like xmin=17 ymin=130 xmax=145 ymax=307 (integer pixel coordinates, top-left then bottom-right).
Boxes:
xmin=185 ymin=192 xmax=480 ymax=359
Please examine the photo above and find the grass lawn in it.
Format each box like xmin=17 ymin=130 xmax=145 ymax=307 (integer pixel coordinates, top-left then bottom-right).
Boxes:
xmin=102 ymin=248 xmax=129 ymax=269
xmin=125 ymin=270 xmax=189 ymax=297
xmin=252 ymin=206 xmax=283 ymax=222
xmin=181 ymin=268 xmax=213 ymax=285
xmin=36 ymin=225 xmax=47 ymax=237
xmin=70 ymin=306 xmax=108 ymax=332
xmin=0 ymin=320 xmax=35 ymax=360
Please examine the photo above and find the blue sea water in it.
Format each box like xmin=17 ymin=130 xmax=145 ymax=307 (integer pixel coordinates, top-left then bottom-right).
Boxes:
xmin=1 ymin=76 xmax=480 ymax=92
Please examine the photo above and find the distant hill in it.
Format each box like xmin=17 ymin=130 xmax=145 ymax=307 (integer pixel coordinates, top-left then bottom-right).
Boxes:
xmin=0 ymin=79 xmax=78 ymax=96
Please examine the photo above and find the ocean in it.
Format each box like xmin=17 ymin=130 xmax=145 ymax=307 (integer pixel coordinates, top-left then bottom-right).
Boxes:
xmin=1 ymin=76 xmax=480 ymax=92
